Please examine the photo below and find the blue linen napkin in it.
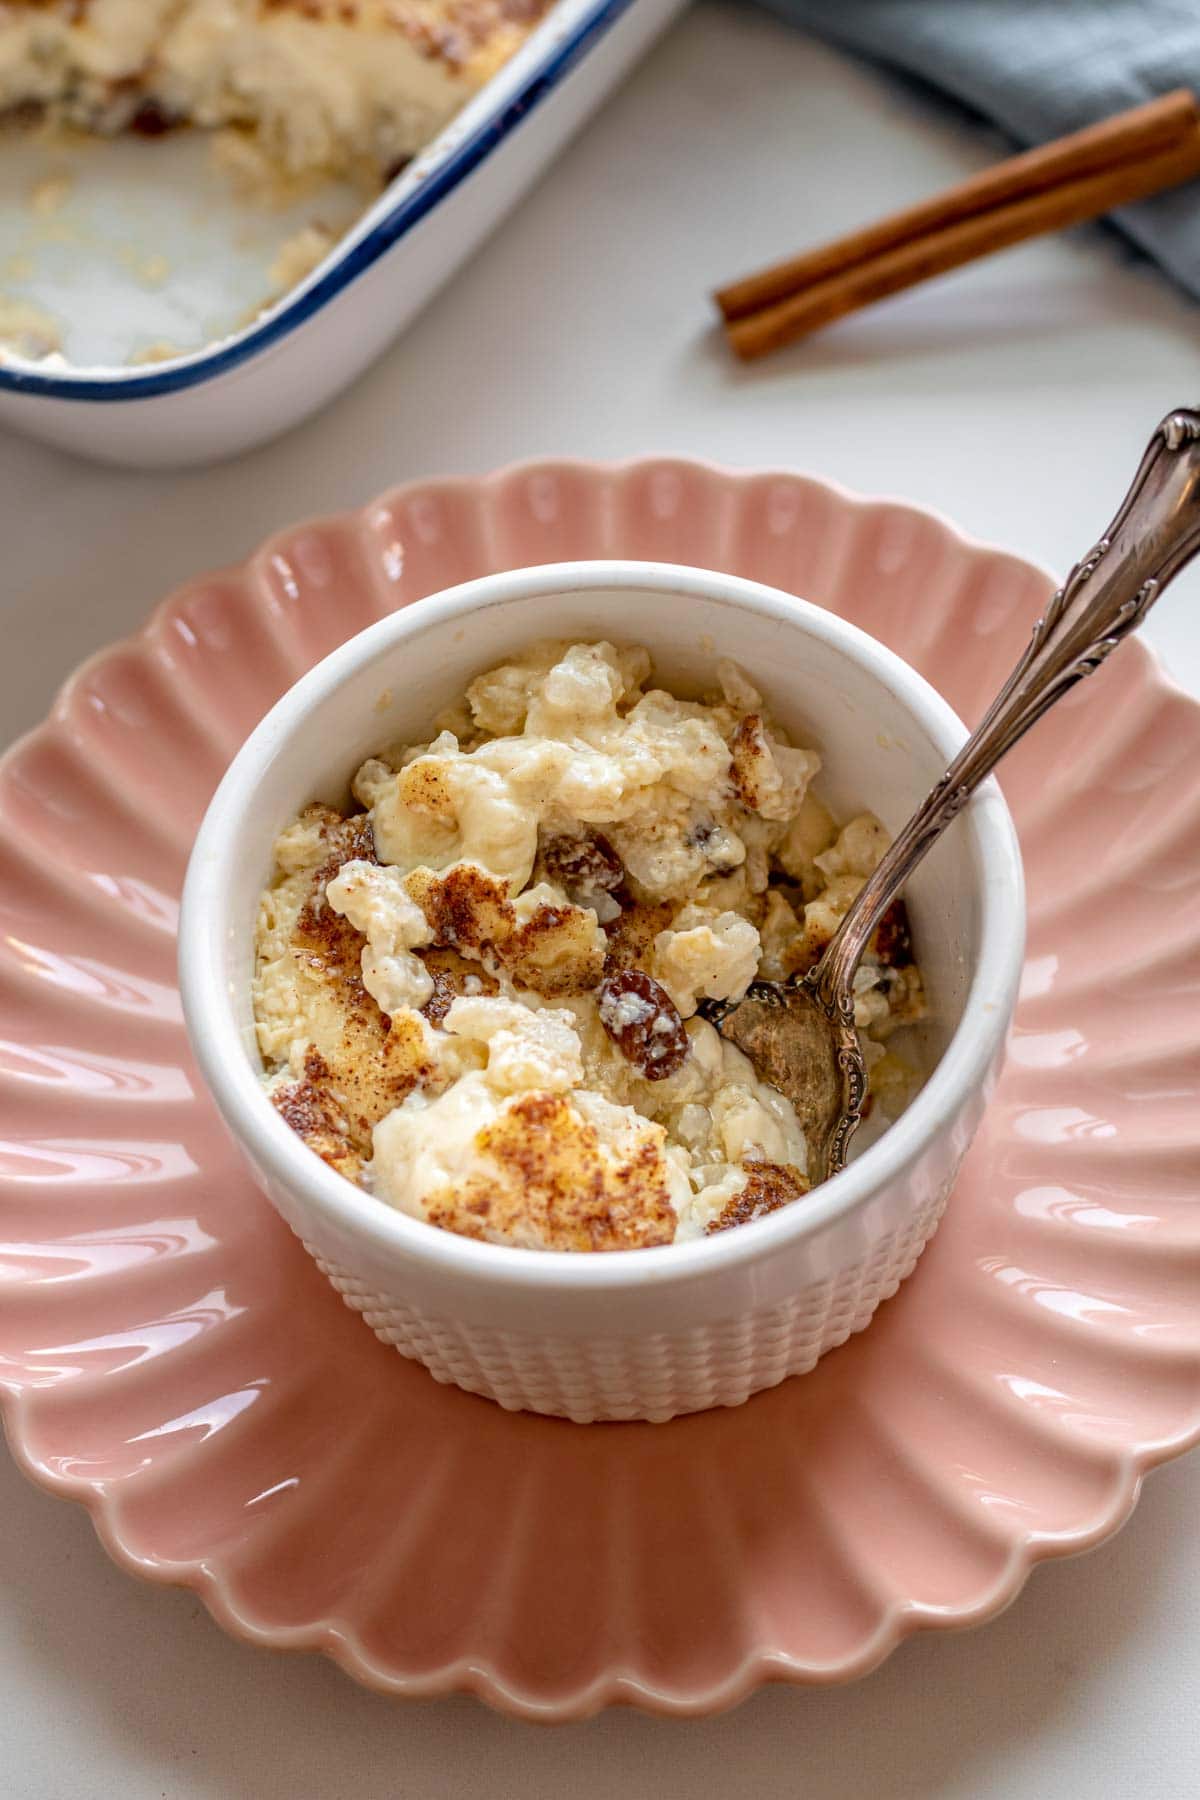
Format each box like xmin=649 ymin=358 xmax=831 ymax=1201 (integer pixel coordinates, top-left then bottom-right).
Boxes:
xmin=747 ymin=0 xmax=1200 ymax=298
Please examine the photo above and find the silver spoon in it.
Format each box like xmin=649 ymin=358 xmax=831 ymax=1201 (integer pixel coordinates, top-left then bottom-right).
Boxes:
xmin=700 ymin=407 xmax=1200 ymax=1185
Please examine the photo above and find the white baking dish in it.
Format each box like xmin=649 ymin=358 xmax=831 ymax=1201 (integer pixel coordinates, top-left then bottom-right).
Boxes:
xmin=0 ymin=0 xmax=683 ymax=468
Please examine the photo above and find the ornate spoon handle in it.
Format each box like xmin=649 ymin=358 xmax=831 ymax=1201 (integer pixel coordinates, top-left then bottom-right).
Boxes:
xmin=812 ymin=406 xmax=1200 ymax=1013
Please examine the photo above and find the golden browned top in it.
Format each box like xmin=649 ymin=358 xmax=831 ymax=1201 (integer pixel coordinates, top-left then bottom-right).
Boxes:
xmin=425 ymin=1091 xmax=680 ymax=1252
xmin=262 ymin=807 xmax=609 ymax=1178
xmin=271 ymin=1045 xmax=363 ymax=1180
xmin=294 ymin=809 xmax=378 ymax=958
xmin=405 ymin=862 xmax=604 ymax=997
xmin=264 ymin=810 xmax=447 ymax=1168
xmin=707 ymin=1160 xmax=809 ymax=1235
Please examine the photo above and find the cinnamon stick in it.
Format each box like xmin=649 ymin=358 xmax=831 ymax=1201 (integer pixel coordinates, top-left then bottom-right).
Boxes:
xmin=724 ymin=118 xmax=1200 ymax=362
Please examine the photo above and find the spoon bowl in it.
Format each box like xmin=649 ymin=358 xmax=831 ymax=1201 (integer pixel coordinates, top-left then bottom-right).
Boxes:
xmin=700 ymin=977 xmax=864 ymax=1185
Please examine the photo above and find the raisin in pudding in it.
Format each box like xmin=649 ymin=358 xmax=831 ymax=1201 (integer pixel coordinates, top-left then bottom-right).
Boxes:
xmin=253 ymin=641 xmax=926 ymax=1251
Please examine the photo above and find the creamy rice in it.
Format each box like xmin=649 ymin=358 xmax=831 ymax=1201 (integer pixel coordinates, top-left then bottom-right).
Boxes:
xmin=253 ymin=640 xmax=925 ymax=1251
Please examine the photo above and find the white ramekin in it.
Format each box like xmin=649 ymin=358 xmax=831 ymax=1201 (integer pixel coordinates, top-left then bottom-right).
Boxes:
xmin=179 ymin=561 xmax=1025 ymax=1422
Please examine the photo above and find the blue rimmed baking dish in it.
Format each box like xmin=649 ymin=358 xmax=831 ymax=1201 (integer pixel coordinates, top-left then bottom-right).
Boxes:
xmin=0 ymin=0 xmax=683 ymax=467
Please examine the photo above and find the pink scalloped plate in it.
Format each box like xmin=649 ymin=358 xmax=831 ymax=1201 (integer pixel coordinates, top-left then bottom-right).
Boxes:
xmin=2 ymin=460 xmax=1199 ymax=1722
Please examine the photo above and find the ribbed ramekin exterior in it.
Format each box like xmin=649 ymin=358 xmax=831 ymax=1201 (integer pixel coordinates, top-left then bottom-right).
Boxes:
xmin=280 ymin=1059 xmax=991 ymax=1421
xmin=307 ymin=1190 xmax=945 ymax=1422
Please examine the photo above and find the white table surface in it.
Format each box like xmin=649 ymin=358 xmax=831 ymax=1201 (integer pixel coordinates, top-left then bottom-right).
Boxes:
xmin=3 ymin=5 xmax=1199 ymax=1794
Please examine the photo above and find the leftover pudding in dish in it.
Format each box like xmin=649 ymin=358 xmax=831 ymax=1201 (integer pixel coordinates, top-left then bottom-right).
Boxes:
xmin=253 ymin=641 xmax=926 ymax=1250
xmin=0 ymin=0 xmax=555 ymax=360
xmin=0 ymin=1 xmax=553 ymax=182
